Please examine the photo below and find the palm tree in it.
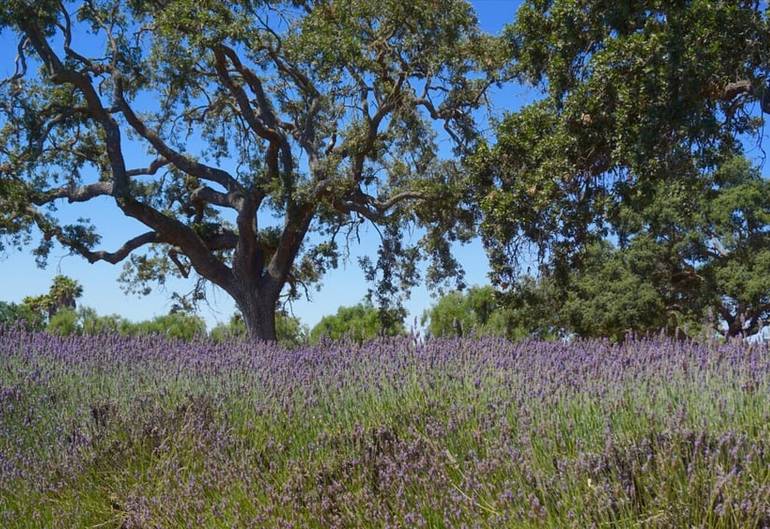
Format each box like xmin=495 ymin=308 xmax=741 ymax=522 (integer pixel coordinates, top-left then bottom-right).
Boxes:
xmin=46 ymin=276 xmax=83 ymax=318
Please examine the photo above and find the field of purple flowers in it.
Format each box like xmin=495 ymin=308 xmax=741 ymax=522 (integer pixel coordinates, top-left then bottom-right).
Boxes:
xmin=2 ymin=328 xmax=770 ymax=528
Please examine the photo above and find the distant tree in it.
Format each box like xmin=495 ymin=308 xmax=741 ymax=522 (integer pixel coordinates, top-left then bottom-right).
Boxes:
xmin=496 ymin=277 xmax=562 ymax=341
xmin=78 ymin=307 xmax=130 ymax=336
xmin=41 ymin=305 xmax=206 ymax=339
xmin=12 ymin=302 xmax=47 ymax=331
xmin=46 ymin=275 xmax=83 ymax=317
xmin=14 ymin=275 xmax=83 ymax=329
xmin=275 ymin=312 xmax=308 ymax=348
xmin=0 ymin=0 xmax=505 ymax=340
xmin=209 ymin=315 xmax=248 ymax=343
xmin=19 ymin=295 xmax=51 ymax=327
xmin=46 ymin=308 xmax=80 ymax=336
xmin=557 ymin=240 xmax=697 ymax=341
xmin=422 ymin=286 xmax=505 ymax=338
xmin=527 ymin=157 xmax=770 ymax=341
xmin=699 ymin=158 xmax=770 ymax=338
xmin=309 ymin=302 xmax=405 ymax=343
xmin=127 ymin=313 xmax=207 ymax=341
xmin=0 ymin=301 xmax=22 ymax=326
xmin=473 ymin=1 xmax=770 ymax=340
xmin=421 ymin=284 xmax=559 ymax=340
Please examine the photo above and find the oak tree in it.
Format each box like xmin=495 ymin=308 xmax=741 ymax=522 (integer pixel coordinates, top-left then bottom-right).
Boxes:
xmin=0 ymin=0 xmax=502 ymax=339
xmin=475 ymin=0 xmax=770 ymax=285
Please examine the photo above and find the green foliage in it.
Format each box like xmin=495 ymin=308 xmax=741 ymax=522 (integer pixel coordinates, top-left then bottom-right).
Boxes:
xmin=495 ymin=157 xmax=770 ymax=341
xmin=309 ymin=303 xmax=405 ymax=343
xmin=477 ymin=1 xmax=769 ymax=285
xmin=510 ymin=0 xmax=767 ymax=178
xmin=46 ymin=276 xmax=83 ymax=314
xmin=497 ymin=277 xmax=563 ymax=341
xmin=78 ymin=307 xmax=131 ymax=336
xmin=422 ymin=286 xmax=507 ymax=339
xmin=457 ymin=157 xmax=770 ymax=343
xmin=275 ymin=312 xmax=308 ymax=348
xmin=209 ymin=315 xmax=247 ymax=343
xmin=46 ymin=308 xmax=80 ymax=336
xmin=699 ymin=158 xmax=770 ymax=336
xmin=473 ymin=0 xmax=770 ymax=340
xmin=19 ymin=295 xmax=50 ymax=325
xmin=11 ymin=303 xmax=46 ymax=331
xmin=559 ymin=240 xmax=699 ymax=341
xmin=8 ymin=275 xmax=84 ymax=330
xmin=0 ymin=301 xmax=22 ymax=326
xmin=25 ymin=305 xmax=206 ymax=340
xmin=422 ymin=284 xmax=560 ymax=341
xmin=127 ymin=313 xmax=207 ymax=341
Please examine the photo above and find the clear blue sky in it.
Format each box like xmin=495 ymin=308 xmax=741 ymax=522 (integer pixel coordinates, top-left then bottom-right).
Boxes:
xmin=0 ymin=1 xmax=530 ymax=330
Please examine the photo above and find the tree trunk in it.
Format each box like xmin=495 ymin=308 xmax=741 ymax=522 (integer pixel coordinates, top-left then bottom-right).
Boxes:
xmin=235 ymin=291 xmax=277 ymax=341
xmin=725 ymin=321 xmax=743 ymax=339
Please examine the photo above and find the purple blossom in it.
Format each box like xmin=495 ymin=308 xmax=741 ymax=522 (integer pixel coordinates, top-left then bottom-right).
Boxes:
xmin=1 ymin=328 xmax=769 ymax=527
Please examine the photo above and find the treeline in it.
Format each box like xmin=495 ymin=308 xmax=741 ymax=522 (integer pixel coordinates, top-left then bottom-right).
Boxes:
xmin=0 ymin=276 xmax=399 ymax=345
xmin=0 ymin=299 xmax=404 ymax=346
xmin=0 ymin=298 xmax=309 ymax=345
xmin=4 ymin=254 xmax=769 ymax=344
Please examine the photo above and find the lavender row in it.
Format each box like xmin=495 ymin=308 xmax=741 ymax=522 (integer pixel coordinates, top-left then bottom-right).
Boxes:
xmin=2 ymin=329 xmax=770 ymax=528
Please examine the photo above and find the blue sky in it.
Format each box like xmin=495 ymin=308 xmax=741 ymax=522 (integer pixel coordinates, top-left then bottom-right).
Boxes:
xmin=0 ymin=1 xmax=529 ymax=330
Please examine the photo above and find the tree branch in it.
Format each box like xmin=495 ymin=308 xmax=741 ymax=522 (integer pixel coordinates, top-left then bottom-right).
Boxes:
xmin=721 ymin=80 xmax=754 ymax=101
xmin=0 ymin=37 xmax=29 ymax=87
xmin=202 ymin=230 xmax=239 ymax=251
xmin=114 ymin=77 xmax=242 ymax=194
xmin=126 ymin=158 xmax=169 ymax=177
xmin=26 ymin=204 xmax=157 ymax=264
xmin=333 ymin=190 xmax=425 ymax=222
xmin=266 ymin=203 xmax=315 ymax=292
xmin=212 ymin=46 xmax=285 ymax=186
xmin=87 ymin=231 xmax=158 ymax=264
xmin=32 ymin=181 xmax=114 ymax=205
xmin=190 ymin=186 xmax=237 ymax=209
xmin=20 ymin=20 xmax=236 ymax=291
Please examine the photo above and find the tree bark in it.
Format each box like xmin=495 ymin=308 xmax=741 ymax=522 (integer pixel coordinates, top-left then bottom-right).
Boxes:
xmin=235 ymin=289 xmax=278 ymax=342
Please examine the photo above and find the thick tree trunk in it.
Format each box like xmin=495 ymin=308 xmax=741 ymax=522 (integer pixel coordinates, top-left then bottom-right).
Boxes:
xmin=724 ymin=313 xmax=744 ymax=339
xmin=235 ymin=291 xmax=277 ymax=341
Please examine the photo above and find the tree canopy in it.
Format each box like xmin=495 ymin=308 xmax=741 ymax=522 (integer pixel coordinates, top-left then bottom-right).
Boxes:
xmin=309 ymin=302 xmax=404 ymax=343
xmin=5 ymin=274 xmax=84 ymax=329
xmin=475 ymin=0 xmax=770 ymax=285
xmin=458 ymin=0 xmax=770 ymax=340
xmin=421 ymin=285 xmax=505 ymax=338
xmin=428 ymin=155 xmax=770 ymax=342
xmin=0 ymin=0 xmax=505 ymax=340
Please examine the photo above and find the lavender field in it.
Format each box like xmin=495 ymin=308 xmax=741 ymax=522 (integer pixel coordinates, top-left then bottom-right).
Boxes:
xmin=2 ymin=329 xmax=770 ymax=528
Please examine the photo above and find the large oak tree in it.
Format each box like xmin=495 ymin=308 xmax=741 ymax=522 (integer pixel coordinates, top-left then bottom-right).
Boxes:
xmin=0 ymin=0 xmax=503 ymax=339
xmin=472 ymin=0 xmax=770 ymax=339
xmin=475 ymin=0 xmax=770 ymax=285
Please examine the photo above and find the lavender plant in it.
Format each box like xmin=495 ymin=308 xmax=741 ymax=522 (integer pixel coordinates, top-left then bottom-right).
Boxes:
xmin=2 ymin=328 xmax=770 ymax=528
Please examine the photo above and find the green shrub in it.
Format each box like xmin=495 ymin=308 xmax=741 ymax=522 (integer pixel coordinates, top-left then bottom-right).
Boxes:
xmin=309 ymin=303 xmax=405 ymax=343
xmin=46 ymin=308 xmax=80 ymax=336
